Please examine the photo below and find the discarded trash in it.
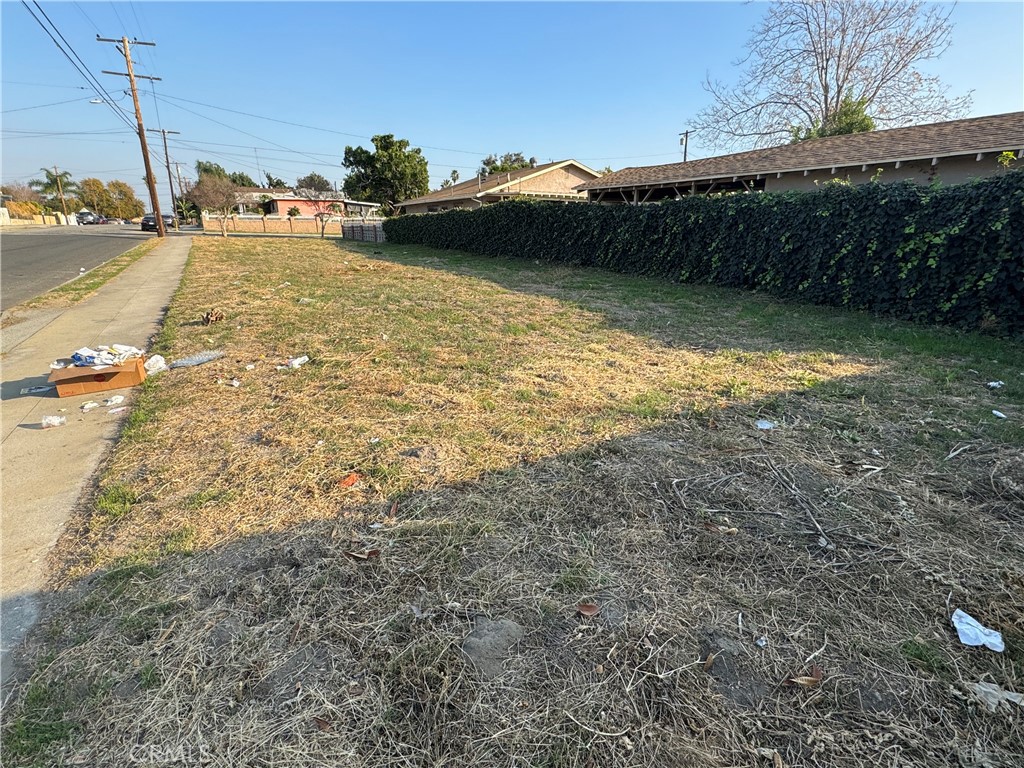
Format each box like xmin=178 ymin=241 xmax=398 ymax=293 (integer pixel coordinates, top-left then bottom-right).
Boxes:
xmin=992 ymin=410 xmax=1007 ymax=419
xmin=756 ymin=419 xmax=777 ymax=430
xmin=951 ymin=609 xmax=1004 ymax=652
xmin=202 ymin=309 xmax=225 ymax=325
xmin=577 ymin=603 xmax=600 ymax=618
xmin=81 ymin=401 xmax=99 ymax=412
xmin=144 ymin=355 xmax=167 ymax=374
xmin=41 ymin=415 xmax=67 ymax=429
xmin=369 ymin=437 xmax=381 ymax=444
xmin=298 ymin=297 xmax=314 ymax=304
xmin=276 ymin=355 xmax=309 ymax=370
xmin=755 ymin=636 xmax=768 ymax=648
xmin=108 ymin=406 xmax=128 ymax=415
xmin=71 ymin=344 xmax=144 ymax=367
xmin=245 ymin=364 xmax=256 ymax=371
xmin=49 ymin=360 xmax=70 ymax=370
xmin=229 ymin=379 xmax=241 ymax=388
xmin=968 ymin=681 xmax=1024 ymax=713
xmin=103 ymin=395 xmax=125 ymax=406
xmin=169 ymin=350 xmax=225 ymax=369
xmin=21 ymin=384 xmax=56 ymax=395
xmin=987 ymin=381 xmax=1005 ymax=390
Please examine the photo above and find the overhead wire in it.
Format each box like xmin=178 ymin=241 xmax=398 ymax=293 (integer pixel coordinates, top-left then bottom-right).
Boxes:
xmin=2 ymin=97 xmax=93 ymax=114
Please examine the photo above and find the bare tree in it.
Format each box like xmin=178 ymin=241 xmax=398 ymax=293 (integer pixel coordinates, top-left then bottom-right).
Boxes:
xmin=300 ymin=189 xmax=342 ymax=239
xmin=692 ymin=1 xmax=972 ymax=150
xmin=188 ymin=175 xmax=239 ymax=237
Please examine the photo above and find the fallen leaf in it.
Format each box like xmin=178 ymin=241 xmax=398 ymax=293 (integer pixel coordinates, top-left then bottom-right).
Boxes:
xmin=312 ymin=716 xmax=332 ymax=732
xmin=773 ymin=753 xmax=784 ymax=768
xmin=787 ymin=664 xmax=824 ymax=688
xmin=389 ymin=500 xmax=398 ymax=516
xmin=345 ymin=549 xmax=381 ymax=561
xmin=703 ymin=523 xmax=739 ymax=535
xmin=577 ymin=602 xmax=600 ymax=618
xmin=704 ymin=652 xmax=716 ymax=672
xmin=339 ymin=472 xmax=360 ymax=488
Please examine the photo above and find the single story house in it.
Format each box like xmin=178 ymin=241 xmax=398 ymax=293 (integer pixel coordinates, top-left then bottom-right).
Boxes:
xmin=397 ymin=160 xmax=602 ymax=214
xmin=577 ymin=112 xmax=1024 ymax=203
xmin=233 ymin=187 xmax=381 ymax=217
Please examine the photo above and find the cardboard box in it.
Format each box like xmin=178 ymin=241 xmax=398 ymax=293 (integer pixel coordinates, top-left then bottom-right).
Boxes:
xmin=48 ymin=357 xmax=146 ymax=398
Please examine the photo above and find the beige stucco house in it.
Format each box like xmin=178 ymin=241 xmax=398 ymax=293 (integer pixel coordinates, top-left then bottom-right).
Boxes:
xmin=577 ymin=112 xmax=1024 ymax=203
xmin=397 ymin=160 xmax=601 ymax=214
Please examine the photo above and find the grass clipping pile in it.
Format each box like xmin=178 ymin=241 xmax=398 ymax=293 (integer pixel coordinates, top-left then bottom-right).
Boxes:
xmin=8 ymin=238 xmax=1024 ymax=767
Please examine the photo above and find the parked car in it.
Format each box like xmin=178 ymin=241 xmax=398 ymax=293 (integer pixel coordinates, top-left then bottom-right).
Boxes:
xmin=140 ymin=213 xmax=176 ymax=231
xmin=76 ymin=211 xmax=99 ymax=225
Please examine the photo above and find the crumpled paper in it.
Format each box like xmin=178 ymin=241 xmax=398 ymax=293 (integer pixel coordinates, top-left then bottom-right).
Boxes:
xmin=968 ymin=681 xmax=1024 ymax=713
xmin=951 ymin=609 xmax=1004 ymax=652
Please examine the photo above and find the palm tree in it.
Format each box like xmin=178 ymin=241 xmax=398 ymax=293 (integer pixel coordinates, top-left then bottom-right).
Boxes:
xmin=29 ymin=167 xmax=79 ymax=217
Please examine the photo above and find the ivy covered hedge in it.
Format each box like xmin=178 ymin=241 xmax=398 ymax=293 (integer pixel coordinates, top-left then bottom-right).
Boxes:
xmin=384 ymin=171 xmax=1024 ymax=334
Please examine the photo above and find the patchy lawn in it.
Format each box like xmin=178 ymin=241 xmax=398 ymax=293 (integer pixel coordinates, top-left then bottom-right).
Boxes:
xmin=4 ymin=238 xmax=1023 ymax=767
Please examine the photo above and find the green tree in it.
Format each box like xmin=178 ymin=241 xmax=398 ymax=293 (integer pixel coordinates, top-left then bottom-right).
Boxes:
xmin=479 ymin=152 xmax=535 ymax=175
xmin=287 ymin=206 xmax=301 ymax=217
xmin=195 ymin=160 xmax=229 ymax=179
xmin=296 ymin=172 xmax=333 ymax=192
xmin=79 ymin=178 xmax=112 ymax=213
xmin=29 ymin=167 xmax=80 ymax=215
xmin=439 ymin=170 xmax=460 ymax=189
xmin=265 ymin=173 xmax=287 ymax=188
xmin=106 ymin=180 xmax=145 ymax=219
xmin=342 ymin=135 xmax=429 ymax=213
xmin=790 ymin=95 xmax=876 ymax=142
xmin=229 ymin=172 xmax=257 ymax=187
xmin=692 ymin=0 xmax=970 ymax=149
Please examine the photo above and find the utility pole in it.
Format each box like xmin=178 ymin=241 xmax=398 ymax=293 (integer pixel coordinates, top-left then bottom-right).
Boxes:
xmin=98 ymin=35 xmax=165 ymax=237
xmin=679 ymin=130 xmax=690 ymax=163
xmin=53 ymin=165 xmax=68 ymax=219
xmin=149 ymin=128 xmax=180 ymax=231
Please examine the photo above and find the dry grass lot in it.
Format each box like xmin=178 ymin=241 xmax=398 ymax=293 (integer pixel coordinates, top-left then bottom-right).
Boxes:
xmin=4 ymin=237 xmax=1023 ymax=767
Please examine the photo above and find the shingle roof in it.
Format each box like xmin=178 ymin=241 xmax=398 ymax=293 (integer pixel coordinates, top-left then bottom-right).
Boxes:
xmin=399 ymin=160 xmax=598 ymax=207
xmin=578 ymin=112 xmax=1024 ymax=191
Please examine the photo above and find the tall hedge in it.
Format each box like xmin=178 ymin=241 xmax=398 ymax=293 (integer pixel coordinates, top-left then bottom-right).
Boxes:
xmin=384 ymin=171 xmax=1024 ymax=335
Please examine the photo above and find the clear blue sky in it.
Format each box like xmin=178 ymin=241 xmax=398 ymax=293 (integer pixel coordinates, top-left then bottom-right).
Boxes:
xmin=3 ymin=1 xmax=1022 ymax=212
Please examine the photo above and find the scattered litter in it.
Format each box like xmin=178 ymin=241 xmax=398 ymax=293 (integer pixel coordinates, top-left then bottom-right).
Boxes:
xmin=169 ymin=350 xmax=225 ymax=369
xmin=987 ymin=381 xmax=1005 ymax=390
xmin=71 ymin=344 xmax=144 ymax=367
xmin=144 ymin=355 xmax=167 ymax=374
xmin=756 ymin=419 xmax=777 ymax=430
xmin=21 ymin=384 xmax=55 ymax=395
xmin=103 ymin=395 xmax=125 ymax=406
xmin=245 ymin=364 xmax=256 ymax=371
xmin=339 ymin=472 xmax=360 ymax=488
xmin=229 ymin=379 xmax=241 ymax=388
xmin=345 ymin=548 xmax=380 ymax=561
xmin=81 ymin=401 xmax=99 ymax=412
xmin=276 ymin=355 xmax=309 ymax=370
xmin=41 ymin=415 xmax=67 ymax=429
xmin=992 ymin=410 xmax=1007 ymax=419
xmin=381 ymin=334 xmax=389 ymax=341
xmin=870 ymin=448 xmax=883 ymax=457
xmin=108 ymin=406 xmax=128 ymax=415
xmin=298 ymin=297 xmax=314 ymax=304
xmin=951 ymin=609 xmax=1004 ymax=652
xmin=755 ymin=636 xmax=768 ymax=648
xmin=202 ymin=309 xmax=225 ymax=325
xmin=369 ymin=437 xmax=381 ymax=444
xmin=968 ymin=681 xmax=1024 ymax=713
xmin=49 ymin=360 xmax=70 ymax=370
xmin=577 ymin=603 xmax=600 ymax=618
xmin=369 ymin=523 xmax=385 ymax=529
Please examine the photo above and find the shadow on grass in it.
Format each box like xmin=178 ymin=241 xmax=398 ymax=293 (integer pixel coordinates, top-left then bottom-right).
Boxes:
xmin=4 ymin=377 xmax=1022 ymax=767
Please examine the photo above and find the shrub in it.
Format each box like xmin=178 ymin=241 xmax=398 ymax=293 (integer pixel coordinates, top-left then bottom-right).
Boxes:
xmin=384 ymin=172 xmax=1024 ymax=335
xmin=5 ymin=200 xmax=43 ymax=219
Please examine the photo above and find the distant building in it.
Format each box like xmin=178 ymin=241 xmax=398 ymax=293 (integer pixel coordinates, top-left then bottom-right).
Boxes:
xmin=397 ymin=160 xmax=602 ymax=214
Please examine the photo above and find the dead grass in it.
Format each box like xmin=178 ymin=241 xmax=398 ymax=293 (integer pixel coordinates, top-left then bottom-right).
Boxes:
xmin=4 ymin=238 xmax=1023 ymax=767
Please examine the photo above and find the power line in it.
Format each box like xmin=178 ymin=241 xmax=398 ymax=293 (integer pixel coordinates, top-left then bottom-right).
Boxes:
xmin=20 ymin=1 xmax=137 ymax=133
xmin=2 ymin=97 xmax=91 ymax=113
xmin=1 ymin=80 xmax=89 ymax=90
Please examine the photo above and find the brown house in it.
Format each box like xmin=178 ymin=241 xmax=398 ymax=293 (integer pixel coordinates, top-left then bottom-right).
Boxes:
xmin=577 ymin=112 xmax=1024 ymax=203
xmin=398 ymin=160 xmax=602 ymax=214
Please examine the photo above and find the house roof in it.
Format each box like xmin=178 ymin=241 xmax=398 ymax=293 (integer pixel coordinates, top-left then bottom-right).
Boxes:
xmin=578 ymin=112 xmax=1024 ymax=192
xmin=399 ymin=160 xmax=601 ymax=207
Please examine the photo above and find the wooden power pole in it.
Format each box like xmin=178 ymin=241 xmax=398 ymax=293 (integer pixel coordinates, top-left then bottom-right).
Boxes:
xmin=98 ymin=35 xmax=165 ymax=237
xmin=53 ymin=165 xmax=68 ymax=218
xmin=149 ymin=128 xmax=180 ymax=231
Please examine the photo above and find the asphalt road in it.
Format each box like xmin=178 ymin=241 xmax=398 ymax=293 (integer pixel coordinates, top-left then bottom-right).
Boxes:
xmin=0 ymin=224 xmax=154 ymax=311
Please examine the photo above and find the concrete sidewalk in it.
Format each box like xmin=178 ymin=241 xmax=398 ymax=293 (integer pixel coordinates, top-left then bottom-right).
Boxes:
xmin=0 ymin=236 xmax=191 ymax=686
